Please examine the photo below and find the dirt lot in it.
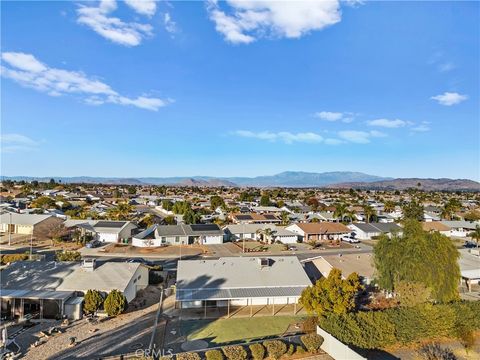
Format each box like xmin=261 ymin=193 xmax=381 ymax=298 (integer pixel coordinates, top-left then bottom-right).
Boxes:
xmin=17 ymin=286 xmax=163 ymax=360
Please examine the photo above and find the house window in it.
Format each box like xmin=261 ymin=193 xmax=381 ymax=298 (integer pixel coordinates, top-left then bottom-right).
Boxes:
xmin=138 ymin=275 xmax=141 ymax=280
xmin=161 ymin=237 xmax=166 ymax=243
xmin=175 ymin=236 xmax=180 ymax=243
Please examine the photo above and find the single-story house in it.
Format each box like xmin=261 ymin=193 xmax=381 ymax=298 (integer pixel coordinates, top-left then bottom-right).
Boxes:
xmin=132 ymin=223 xmax=223 ymax=247
xmin=0 ymin=260 xmax=147 ymax=322
xmin=230 ymin=213 xmax=281 ymax=224
xmin=175 ymin=256 xmax=311 ymax=314
xmin=286 ymin=223 xmax=350 ymax=242
xmin=0 ymin=212 xmax=64 ymax=239
xmin=440 ymin=221 xmax=479 ymax=237
xmin=348 ymin=222 xmax=403 ymax=240
xmin=65 ymin=219 xmax=137 ymax=243
xmin=421 ymin=221 xmax=451 ymax=236
xmin=303 ymin=253 xmax=375 ymax=285
xmin=223 ymin=224 xmax=298 ymax=244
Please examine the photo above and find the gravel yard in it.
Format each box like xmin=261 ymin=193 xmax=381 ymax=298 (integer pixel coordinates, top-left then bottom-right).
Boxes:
xmin=16 ymin=286 xmax=163 ymax=360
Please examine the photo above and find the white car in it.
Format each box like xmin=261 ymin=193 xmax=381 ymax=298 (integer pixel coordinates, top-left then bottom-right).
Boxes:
xmin=341 ymin=236 xmax=360 ymax=243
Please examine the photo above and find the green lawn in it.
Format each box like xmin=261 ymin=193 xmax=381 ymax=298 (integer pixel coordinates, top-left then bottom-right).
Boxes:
xmin=182 ymin=316 xmax=304 ymax=345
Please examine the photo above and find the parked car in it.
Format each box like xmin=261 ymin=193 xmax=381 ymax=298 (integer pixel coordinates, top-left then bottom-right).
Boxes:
xmin=288 ymin=245 xmax=297 ymax=251
xmin=341 ymin=235 xmax=360 ymax=243
xmin=86 ymin=240 xmax=102 ymax=248
xmin=464 ymin=241 xmax=477 ymax=248
xmin=127 ymin=258 xmax=155 ymax=267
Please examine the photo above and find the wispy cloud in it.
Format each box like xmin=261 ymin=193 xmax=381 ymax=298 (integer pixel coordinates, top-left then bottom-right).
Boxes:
xmin=428 ymin=51 xmax=455 ymax=73
xmin=431 ymin=92 xmax=468 ymax=106
xmin=338 ymin=130 xmax=386 ymax=144
xmin=1 ymin=133 xmax=40 ymax=153
xmin=164 ymin=12 xmax=177 ymax=35
xmin=1 ymin=51 xmax=171 ymax=111
xmin=367 ymin=118 xmax=408 ymax=128
xmin=314 ymin=111 xmax=355 ymax=123
xmin=207 ymin=0 xmax=343 ymax=44
xmin=233 ymin=130 xmax=323 ymax=144
xmin=76 ymin=0 xmax=155 ymax=46
xmin=124 ymin=0 xmax=157 ymax=17
xmin=411 ymin=122 xmax=431 ymax=132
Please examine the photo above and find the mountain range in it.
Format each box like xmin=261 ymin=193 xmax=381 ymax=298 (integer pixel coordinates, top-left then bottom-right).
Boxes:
xmin=3 ymin=171 xmax=480 ymax=190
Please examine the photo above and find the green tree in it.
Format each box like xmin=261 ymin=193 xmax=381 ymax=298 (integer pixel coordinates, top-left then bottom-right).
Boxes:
xmin=395 ymin=281 xmax=432 ymax=307
xmin=84 ymin=289 xmax=104 ymax=314
xmin=468 ymin=225 xmax=480 ymax=248
xmin=31 ymin=196 xmax=56 ymax=209
xmin=383 ymin=200 xmax=396 ymax=213
xmin=259 ymin=194 xmax=271 ymax=206
xmin=210 ymin=195 xmax=224 ymax=211
xmin=374 ymin=220 xmax=460 ymax=302
xmin=362 ymin=204 xmax=377 ymax=223
xmin=280 ymin=211 xmax=289 ymax=226
xmin=300 ymin=268 xmax=362 ymax=316
xmin=56 ymin=250 xmax=81 ymax=261
xmin=183 ymin=209 xmax=200 ymax=224
xmin=333 ymin=203 xmax=348 ymax=222
xmin=402 ymin=200 xmax=424 ymax=221
xmin=104 ymin=289 xmax=127 ymax=316
xmin=107 ymin=202 xmax=133 ymax=220
xmin=164 ymin=215 xmax=176 ymax=225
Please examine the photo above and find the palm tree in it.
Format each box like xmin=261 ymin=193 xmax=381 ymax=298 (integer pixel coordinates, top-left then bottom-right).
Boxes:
xmin=256 ymin=227 xmax=275 ymax=244
xmin=107 ymin=202 xmax=133 ymax=220
xmin=362 ymin=204 xmax=377 ymax=223
xmin=333 ymin=203 xmax=348 ymax=222
xmin=280 ymin=211 xmax=290 ymax=226
xmin=468 ymin=225 xmax=480 ymax=248
xmin=384 ymin=200 xmax=396 ymax=214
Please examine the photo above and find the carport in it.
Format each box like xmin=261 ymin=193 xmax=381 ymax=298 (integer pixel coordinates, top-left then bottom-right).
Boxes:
xmin=0 ymin=289 xmax=73 ymax=321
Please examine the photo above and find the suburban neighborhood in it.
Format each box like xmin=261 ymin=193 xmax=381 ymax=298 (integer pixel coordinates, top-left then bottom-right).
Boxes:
xmin=2 ymin=0 xmax=479 ymax=359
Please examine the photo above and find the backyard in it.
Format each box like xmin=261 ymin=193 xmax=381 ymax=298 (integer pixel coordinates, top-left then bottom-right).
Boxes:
xmin=181 ymin=315 xmax=305 ymax=345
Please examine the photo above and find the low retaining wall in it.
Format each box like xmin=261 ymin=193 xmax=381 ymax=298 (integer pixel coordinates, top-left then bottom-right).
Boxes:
xmin=317 ymin=326 xmax=366 ymax=360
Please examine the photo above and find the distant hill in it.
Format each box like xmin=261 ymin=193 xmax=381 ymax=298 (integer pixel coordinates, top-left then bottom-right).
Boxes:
xmin=3 ymin=173 xmax=478 ymax=190
xmin=227 ymin=171 xmax=391 ymax=187
xmin=2 ymin=171 xmax=390 ymax=188
xmin=330 ymin=178 xmax=480 ymax=191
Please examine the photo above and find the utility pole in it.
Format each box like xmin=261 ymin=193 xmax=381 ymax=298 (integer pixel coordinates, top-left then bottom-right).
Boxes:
xmin=8 ymin=212 xmax=12 ymax=246
xmin=30 ymin=232 xmax=33 ymax=260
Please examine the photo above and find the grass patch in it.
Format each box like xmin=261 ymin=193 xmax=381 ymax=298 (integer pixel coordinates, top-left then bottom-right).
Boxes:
xmin=182 ymin=316 xmax=304 ymax=345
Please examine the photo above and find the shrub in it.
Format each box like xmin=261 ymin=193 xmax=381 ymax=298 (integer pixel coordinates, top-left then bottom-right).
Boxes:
xmin=83 ymin=289 xmax=104 ymax=314
xmin=149 ymin=271 xmax=163 ymax=285
xmin=286 ymin=344 xmax=295 ymax=356
xmin=104 ymin=289 xmax=127 ymax=316
xmin=295 ymin=346 xmax=306 ymax=355
xmin=417 ymin=344 xmax=457 ymax=360
xmin=248 ymin=343 xmax=265 ymax=360
xmin=263 ymin=340 xmax=287 ymax=360
xmin=56 ymin=250 xmax=81 ymax=261
xmin=176 ymin=353 xmax=201 ymax=360
xmin=205 ymin=349 xmax=224 ymax=360
xmin=0 ymin=253 xmax=29 ymax=265
xmin=302 ymin=316 xmax=318 ymax=333
xmin=300 ymin=333 xmax=324 ymax=353
xmin=222 ymin=345 xmax=247 ymax=360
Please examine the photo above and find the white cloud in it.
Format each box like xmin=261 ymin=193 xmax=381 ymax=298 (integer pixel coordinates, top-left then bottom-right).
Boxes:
xmin=411 ymin=122 xmax=431 ymax=132
xmin=1 ymin=51 xmax=170 ymax=111
xmin=124 ymin=0 xmax=157 ymax=17
xmin=1 ymin=133 xmax=40 ymax=153
xmin=438 ymin=62 xmax=455 ymax=73
xmin=207 ymin=0 xmax=342 ymax=44
xmin=164 ymin=13 xmax=177 ymax=34
xmin=431 ymin=92 xmax=468 ymax=106
xmin=367 ymin=118 xmax=407 ymax=128
xmin=314 ymin=111 xmax=355 ymax=123
xmin=234 ymin=130 xmax=323 ymax=144
xmin=76 ymin=0 xmax=154 ymax=46
xmin=324 ymin=138 xmax=343 ymax=145
xmin=315 ymin=111 xmax=343 ymax=121
xmin=338 ymin=130 xmax=385 ymax=144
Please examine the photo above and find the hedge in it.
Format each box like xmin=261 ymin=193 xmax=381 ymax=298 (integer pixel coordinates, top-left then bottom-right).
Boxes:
xmin=318 ymin=301 xmax=480 ymax=349
xmin=263 ymin=340 xmax=287 ymax=360
xmin=248 ymin=343 xmax=265 ymax=360
xmin=205 ymin=349 xmax=224 ymax=360
xmin=221 ymin=345 xmax=247 ymax=360
xmin=0 ymin=253 xmax=29 ymax=265
xmin=300 ymin=333 xmax=324 ymax=353
xmin=176 ymin=353 xmax=201 ymax=360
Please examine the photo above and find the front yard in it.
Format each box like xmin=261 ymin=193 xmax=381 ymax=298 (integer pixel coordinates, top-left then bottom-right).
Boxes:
xmin=181 ymin=315 xmax=305 ymax=345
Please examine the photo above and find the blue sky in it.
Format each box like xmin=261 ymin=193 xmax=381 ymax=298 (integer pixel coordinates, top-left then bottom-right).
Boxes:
xmin=1 ymin=1 xmax=479 ymax=180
